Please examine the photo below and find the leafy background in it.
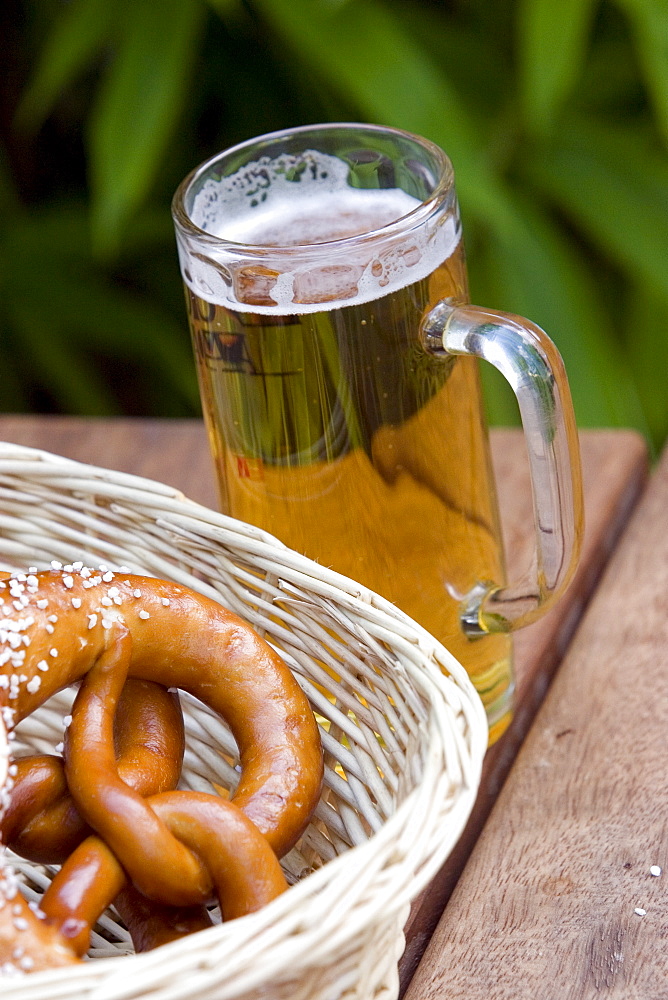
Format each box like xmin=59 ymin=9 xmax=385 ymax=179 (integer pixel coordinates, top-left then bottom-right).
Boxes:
xmin=1 ymin=0 xmax=666 ymax=455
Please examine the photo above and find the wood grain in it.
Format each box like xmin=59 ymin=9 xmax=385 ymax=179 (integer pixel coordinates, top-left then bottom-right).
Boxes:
xmin=0 ymin=416 xmax=650 ymax=990
xmin=404 ymin=444 xmax=668 ymax=1000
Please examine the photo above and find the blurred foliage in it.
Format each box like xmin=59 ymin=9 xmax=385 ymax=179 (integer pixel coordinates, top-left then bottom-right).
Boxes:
xmin=0 ymin=0 xmax=666 ymax=453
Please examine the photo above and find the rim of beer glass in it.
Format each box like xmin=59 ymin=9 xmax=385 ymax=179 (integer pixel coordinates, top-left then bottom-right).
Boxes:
xmin=171 ymin=122 xmax=455 ymax=259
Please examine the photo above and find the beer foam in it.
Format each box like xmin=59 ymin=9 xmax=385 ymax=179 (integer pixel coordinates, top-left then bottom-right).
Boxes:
xmin=182 ymin=149 xmax=460 ymax=314
xmin=212 ymin=188 xmax=421 ymax=247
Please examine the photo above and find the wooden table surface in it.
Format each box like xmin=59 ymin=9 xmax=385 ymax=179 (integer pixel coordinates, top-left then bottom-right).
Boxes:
xmin=405 ymin=443 xmax=668 ymax=999
xmin=0 ymin=415 xmax=652 ymax=995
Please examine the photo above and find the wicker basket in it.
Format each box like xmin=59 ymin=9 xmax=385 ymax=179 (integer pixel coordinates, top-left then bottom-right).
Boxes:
xmin=0 ymin=441 xmax=487 ymax=1000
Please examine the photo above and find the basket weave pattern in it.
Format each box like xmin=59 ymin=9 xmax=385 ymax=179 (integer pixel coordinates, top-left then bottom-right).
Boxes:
xmin=0 ymin=442 xmax=487 ymax=1000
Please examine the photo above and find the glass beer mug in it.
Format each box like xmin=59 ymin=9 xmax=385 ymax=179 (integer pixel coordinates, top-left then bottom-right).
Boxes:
xmin=172 ymin=123 xmax=583 ymax=744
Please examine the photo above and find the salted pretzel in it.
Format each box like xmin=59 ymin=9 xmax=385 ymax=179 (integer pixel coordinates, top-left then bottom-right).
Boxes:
xmin=37 ymin=633 xmax=289 ymax=958
xmin=0 ymin=565 xmax=323 ymax=973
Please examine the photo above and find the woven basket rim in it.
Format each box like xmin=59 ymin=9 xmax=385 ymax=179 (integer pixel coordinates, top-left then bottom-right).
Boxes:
xmin=0 ymin=439 xmax=488 ymax=999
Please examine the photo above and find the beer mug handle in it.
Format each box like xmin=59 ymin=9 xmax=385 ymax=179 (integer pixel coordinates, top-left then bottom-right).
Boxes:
xmin=421 ymin=301 xmax=584 ymax=636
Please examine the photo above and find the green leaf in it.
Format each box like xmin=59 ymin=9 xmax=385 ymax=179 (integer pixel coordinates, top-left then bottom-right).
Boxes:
xmin=204 ymin=0 xmax=244 ymax=18
xmin=522 ymin=117 xmax=668 ymax=300
xmin=517 ymin=0 xmax=598 ymax=133
xmin=571 ymin=6 xmax=647 ymax=117
xmin=89 ymin=0 xmax=205 ymax=256
xmin=0 ymin=329 xmax=29 ymax=412
xmin=624 ymin=280 xmax=668 ymax=455
xmin=390 ymin=3 xmax=512 ymax=121
xmin=8 ymin=305 xmax=120 ymax=414
xmin=15 ymin=0 xmax=111 ymax=133
xmin=0 ymin=142 xmax=19 ymax=215
xmin=251 ymin=0 xmax=487 ymax=184
xmin=616 ymin=0 xmax=668 ymax=146
xmin=1 ymin=204 xmax=199 ymax=411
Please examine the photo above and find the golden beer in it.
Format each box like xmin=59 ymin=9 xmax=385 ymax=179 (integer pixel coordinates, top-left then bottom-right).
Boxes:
xmin=184 ymin=211 xmax=513 ymax=741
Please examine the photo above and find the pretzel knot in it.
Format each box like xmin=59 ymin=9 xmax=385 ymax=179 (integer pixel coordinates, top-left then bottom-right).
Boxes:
xmin=0 ymin=568 xmax=323 ymax=973
xmin=2 ymin=631 xmax=287 ymax=962
xmin=65 ymin=628 xmax=288 ymax=917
